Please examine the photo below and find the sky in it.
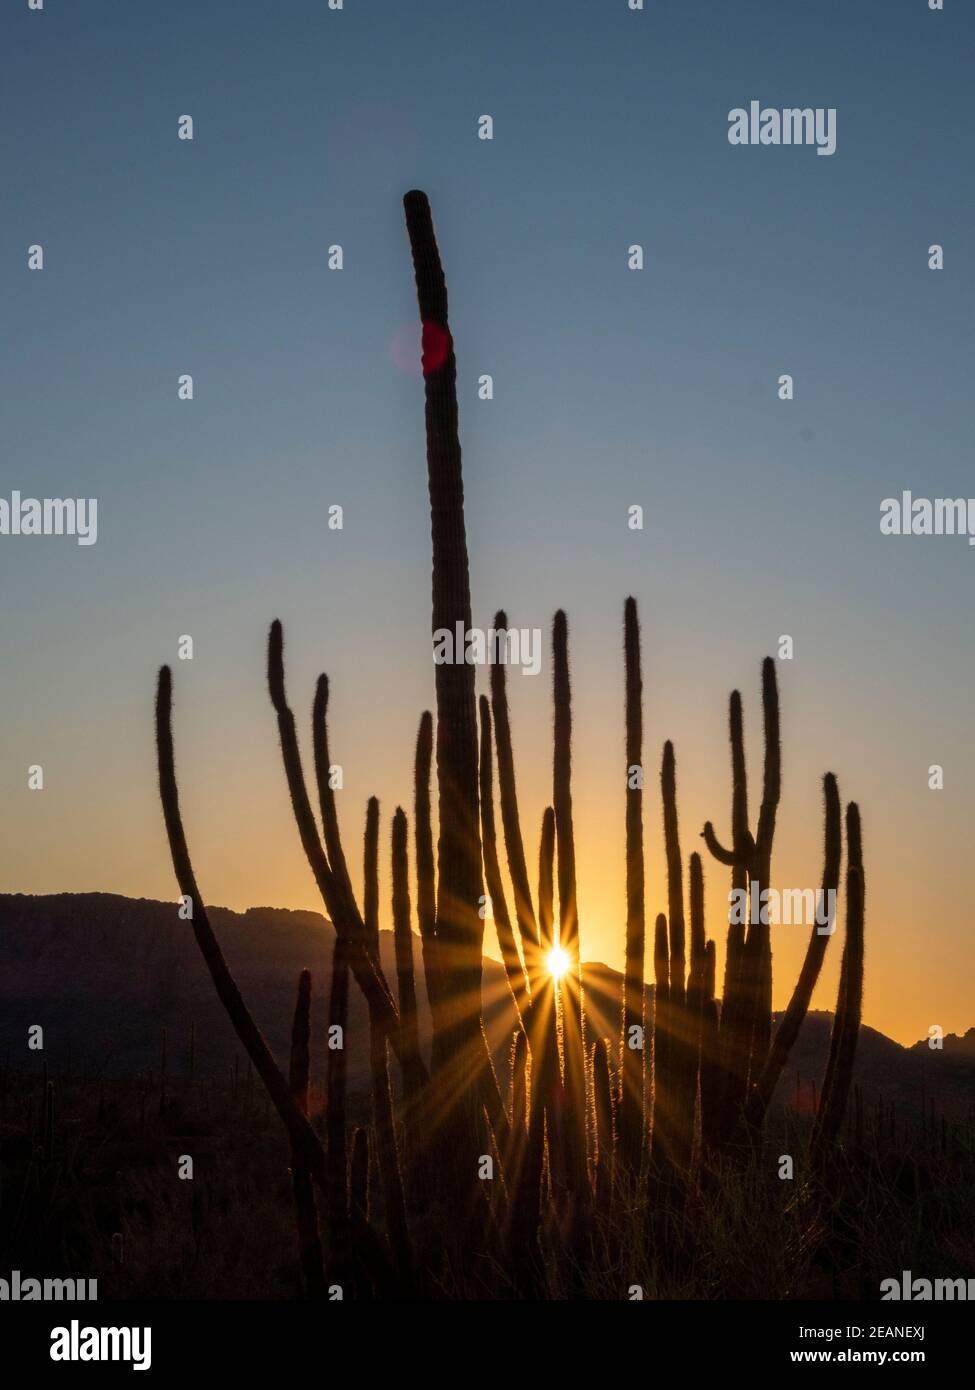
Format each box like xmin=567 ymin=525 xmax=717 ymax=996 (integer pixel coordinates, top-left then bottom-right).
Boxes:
xmin=1 ymin=0 xmax=972 ymax=1046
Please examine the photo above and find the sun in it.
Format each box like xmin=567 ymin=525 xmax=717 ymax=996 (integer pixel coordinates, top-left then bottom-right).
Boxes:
xmin=546 ymin=945 xmax=570 ymax=980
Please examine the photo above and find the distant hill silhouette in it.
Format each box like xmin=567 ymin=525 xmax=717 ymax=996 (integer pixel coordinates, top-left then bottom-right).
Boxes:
xmin=1 ymin=894 xmax=972 ymax=1120
xmin=910 ymin=1026 xmax=975 ymax=1061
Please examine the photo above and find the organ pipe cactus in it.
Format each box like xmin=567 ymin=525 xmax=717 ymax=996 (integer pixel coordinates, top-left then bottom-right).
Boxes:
xmin=701 ymin=662 xmax=781 ymax=1141
xmin=490 ymin=622 xmax=562 ymax=1175
xmin=403 ymin=191 xmax=484 ymax=1108
xmin=149 ymin=189 xmax=867 ymax=1297
xmin=324 ymin=933 xmax=350 ymax=1289
xmin=478 ymin=694 xmax=530 ymax=1025
xmin=156 ymin=668 xmax=328 ymax=1188
xmin=619 ymin=596 xmax=646 ymax=1174
xmin=552 ymin=610 xmax=590 ymax=1194
xmin=592 ymin=1037 xmax=616 ymax=1210
xmin=490 ymin=611 xmax=545 ymax=993
xmin=392 ymin=807 xmax=424 ymax=1102
xmin=651 ymin=911 xmax=669 ymax=1160
xmin=413 ymin=711 xmax=444 ymax=1041
xmin=660 ymin=740 xmax=695 ymax=1169
xmin=812 ymin=802 xmax=865 ymax=1163
xmin=743 ymin=774 xmax=842 ymax=1132
xmin=266 ymin=622 xmax=410 ymax=1069
xmin=361 ymin=799 xmax=413 ymax=1286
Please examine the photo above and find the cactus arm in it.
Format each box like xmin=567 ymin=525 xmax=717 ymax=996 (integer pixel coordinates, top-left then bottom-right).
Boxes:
xmin=537 ymin=807 xmax=556 ymax=952
xmin=311 ymin=673 xmax=355 ymax=907
xmin=288 ymin=969 xmax=327 ymax=1297
xmin=155 ymin=665 xmax=328 ymax=1188
xmin=325 ymin=933 xmax=351 ymax=1288
xmin=812 ymin=803 xmax=865 ymax=1162
xmin=490 ymin=612 xmax=545 ymax=987
xmin=267 ymin=621 xmax=425 ymax=1081
xmin=412 ymin=710 xmax=446 ymax=1053
xmin=619 ymin=597 xmax=646 ymax=1172
xmin=392 ymin=807 xmax=425 ymax=1100
xmin=363 ymin=796 xmax=380 ymax=949
xmin=744 ymin=773 xmax=841 ymax=1130
xmin=592 ymin=1037 xmax=616 ymax=1208
xmin=552 ymin=610 xmax=590 ymax=1189
xmin=413 ymin=710 xmax=438 ymax=945
xmin=688 ymin=852 xmax=707 ymax=1003
xmin=702 ymin=821 xmax=736 ymax=866
xmin=755 ymin=658 xmax=781 ymax=861
xmin=479 ymin=695 xmax=531 ymax=1024
xmin=361 ymin=800 xmax=415 ymax=1285
xmin=661 ymin=742 xmax=686 ymax=1005
xmin=650 ymin=912 xmax=670 ymax=1160
xmin=729 ymin=691 xmax=755 ymax=865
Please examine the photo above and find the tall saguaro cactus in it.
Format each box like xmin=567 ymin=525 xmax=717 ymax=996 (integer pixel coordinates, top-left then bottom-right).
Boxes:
xmin=403 ymin=192 xmax=485 ymax=1098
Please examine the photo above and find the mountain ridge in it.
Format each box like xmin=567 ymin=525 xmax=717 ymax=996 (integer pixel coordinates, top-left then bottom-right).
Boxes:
xmin=1 ymin=893 xmax=971 ymax=1119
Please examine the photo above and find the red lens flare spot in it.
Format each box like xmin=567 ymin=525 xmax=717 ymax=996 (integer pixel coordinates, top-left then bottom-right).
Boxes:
xmin=421 ymin=321 xmax=452 ymax=376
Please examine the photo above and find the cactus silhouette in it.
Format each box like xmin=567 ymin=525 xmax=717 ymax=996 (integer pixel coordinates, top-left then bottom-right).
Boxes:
xmin=392 ymin=807 xmax=424 ymax=1102
xmin=324 ymin=933 xmax=350 ymax=1290
xmin=701 ymin=663 xmax=781 ymax=1142
xmin=288 ymin=969 xmax=326 ymax=1298
xmin=479 ymin=693 xmax=530 ymax=1025
xmin=743 ymin=773 xmax=842 ymax=1132
xmin=812 ymin=802 xmax=865 ymax=1163
xmin=403 ymin=191 xmax=484 ymax=1127
xmin=552 ymin=609 xmax=589 ymax=1195
xmin=149 ymin=189 xmax=866 ymax=1298
xmin=619 ymin=597 xmax=646 ymax=1174
xmin=592 ymin=1037 xmax=616 ymax=1210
